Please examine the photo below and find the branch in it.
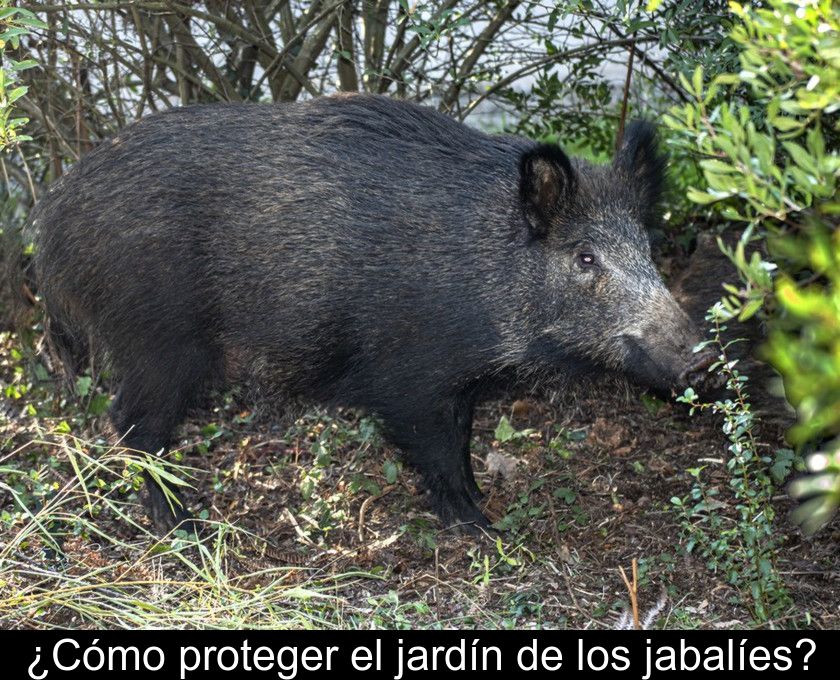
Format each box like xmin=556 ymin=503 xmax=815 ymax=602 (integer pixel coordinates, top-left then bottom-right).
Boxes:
xmin=459 ymin=36 xmax=660 ymax=121
xmin=615 ymin=34 xmax=635 ymax=152
xmin=248 ymin=0 xmax=346 ymax=100
xmin=27 ymin=1 xmax=324 ymax=100
xmin=378 ymin=0 xmax=461 ymax=94
xmin=278 ymin=6 xmax=336 ymax=100
xmin=440 ymin=0 xmax=521 ymax=112
xmin=362 ymin=0 xmax=389 ymax=90
xmin=335 ymin=2 xmax=359 ymax=92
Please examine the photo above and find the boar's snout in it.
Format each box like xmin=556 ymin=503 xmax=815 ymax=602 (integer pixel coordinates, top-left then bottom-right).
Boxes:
xmin=679 ymin=347 xmax=717 ymax=388
xmin=621 ymin=330 xmax=714 ymax=393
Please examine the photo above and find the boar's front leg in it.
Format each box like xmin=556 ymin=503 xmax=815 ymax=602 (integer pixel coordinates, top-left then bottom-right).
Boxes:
xmin=382 ymin=392 xmax=490 ymax=533
xmin=109 ymin=338 xmax=221 ymax=535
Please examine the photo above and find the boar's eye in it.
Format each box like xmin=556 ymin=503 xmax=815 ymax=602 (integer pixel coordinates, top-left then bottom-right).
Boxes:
xmin=577 ymin=252 xmax=598 ymax=269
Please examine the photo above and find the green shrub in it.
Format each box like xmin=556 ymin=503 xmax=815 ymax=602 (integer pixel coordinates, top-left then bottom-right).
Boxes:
xmin=0 ymin=3 xmax=41 ymax=152
xmin=665 ymin=0 xmax=840 ymax=532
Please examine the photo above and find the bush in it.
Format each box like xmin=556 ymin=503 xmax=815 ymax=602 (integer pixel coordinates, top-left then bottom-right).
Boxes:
xmin=665 ymin=0 xmax=840 ymax=532
xmin=0 ymin=4 xmax=41 ymax=152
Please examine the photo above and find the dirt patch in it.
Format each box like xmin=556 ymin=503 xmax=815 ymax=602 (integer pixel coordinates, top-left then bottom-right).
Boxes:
xmin=107 ymin=383 xmax=840 ymax=626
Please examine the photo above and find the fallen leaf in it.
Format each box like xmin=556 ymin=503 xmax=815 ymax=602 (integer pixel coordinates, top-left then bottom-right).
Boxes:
xmin=485 ymin=450 xmax=518 ymax=479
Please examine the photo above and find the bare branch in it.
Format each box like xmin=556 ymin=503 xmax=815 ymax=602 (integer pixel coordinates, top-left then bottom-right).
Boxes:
xmin=335 ymin=1 xmax=359 ymax=92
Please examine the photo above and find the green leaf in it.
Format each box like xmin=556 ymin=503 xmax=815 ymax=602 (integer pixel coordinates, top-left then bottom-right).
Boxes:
xmin=783 ymin=141 xmax=819 ymax=175
xmin=383 ymin=460 xmax=398 ymax=485
xmin=88 ymin=393 xmax=111 ymax=417
xmin=16 ymin=15 xmax=49 ymax=30
xmin=770 ymin=115 xmax=802 ymax=131
xmin=75 ymin=375 xmax=92 ymax=397
xmin=687 ymin=188 xmax=723 ymax=204
xmin=6 ymin=85 xmax=27 ymax=105
xmin=770 ymin=449 xmax=796 ymax=484
xmin=494 ymin=415 xmax=517 ymax=443
xmin=9 ymin=59 xmax=38 ymax=72
xmin=700 ymin=159 xmax=737 ymax=174
xmin=692 ymin=66 xmax=704 ymax=98
xmin=554 ymin=487 xmax=577 ymax=504
xmin=738 ymin=297 xmax=764 ymax=321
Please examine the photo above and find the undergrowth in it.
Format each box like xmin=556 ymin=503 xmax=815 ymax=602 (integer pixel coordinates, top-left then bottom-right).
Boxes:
xmin=674 ymin=303 xmax=797 ymax=623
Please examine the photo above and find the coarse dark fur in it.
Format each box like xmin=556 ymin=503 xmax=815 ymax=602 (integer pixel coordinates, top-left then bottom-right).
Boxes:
xmin=32 ymin=94 xmax=710 ymax=533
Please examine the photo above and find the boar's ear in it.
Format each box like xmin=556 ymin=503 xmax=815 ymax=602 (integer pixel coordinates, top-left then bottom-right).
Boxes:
xmin=519 ymin=144 xmax=576 ymax=239
xmin=613 ymin=121 xmax=667 ymax=223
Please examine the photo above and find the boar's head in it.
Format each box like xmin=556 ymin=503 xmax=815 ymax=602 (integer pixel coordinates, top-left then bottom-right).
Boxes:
xmin=518 ymin=121 xmax=714 ymax=391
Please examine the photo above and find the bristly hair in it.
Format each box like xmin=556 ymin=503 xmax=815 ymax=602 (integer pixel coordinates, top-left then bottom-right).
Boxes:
xmin=519 ymin=143 xmax=577 ymax=238
xmin=613 ymin=120 xmax=667 ymax=229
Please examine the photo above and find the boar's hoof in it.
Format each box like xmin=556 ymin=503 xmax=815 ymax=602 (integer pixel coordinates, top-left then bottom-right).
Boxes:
xmin=430 ymin=491 xmax=495 ymax=537
xmin=142 ymin=475 xmax=197 ymax=536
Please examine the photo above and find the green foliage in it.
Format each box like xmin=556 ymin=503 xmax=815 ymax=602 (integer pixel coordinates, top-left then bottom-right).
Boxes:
xmin=769 ymin=231 xmax=840 ymax=446
xmin=399 ymin=1 xmax=471 ymax=49
xmin=676 ymin=306 xmax=794 ymax=623
xmin=665 ymin=0 xmax=840 ymax=532
xmin=512 ymin=1 xmax=738 ymax=156
xmin=467 ymin=538 xmax=534 ymax=589
xmin=494 ymin=415 xmax=535 ymax=445
xmin=790 ymin=446 xmax=840 ymax=535
xmin=0 ymin=3 xmax=42 ymax=151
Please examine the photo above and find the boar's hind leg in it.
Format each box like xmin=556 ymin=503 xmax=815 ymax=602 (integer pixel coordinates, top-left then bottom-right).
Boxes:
xmin=384 ymin=394 xmax=490 ymax=533
xmin=456 ymin=396 xmax=484 ymax=503
xmin=110 ymin=341 xmax=221 ymax=534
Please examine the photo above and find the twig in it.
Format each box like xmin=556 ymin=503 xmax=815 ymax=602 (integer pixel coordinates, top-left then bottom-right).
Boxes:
xmin=618 ymin=558 xmax=640 ymax=630
xmin=357 ymin=484 xmax=395 ymax=542
xmin=615 ymin=34 xmax=636 ymax=153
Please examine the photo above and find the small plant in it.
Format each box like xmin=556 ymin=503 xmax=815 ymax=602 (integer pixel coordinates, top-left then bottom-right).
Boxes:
xmin=293 ymin=418 xmax=350 ymax=539
xmin=546 ymin=425 xmax=586 ymax=462
xmin=500 ymin=589 xmax=545 ymax=629
xmin=494 ymin=415 xmax=536 ymax=446
xmin=674 ymin=304 xmax=792 ymax=622
xmin=467 ymin=537 xmax=533 ymax=587
xmin=495 ymin=478 xmax=547 ymax=534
